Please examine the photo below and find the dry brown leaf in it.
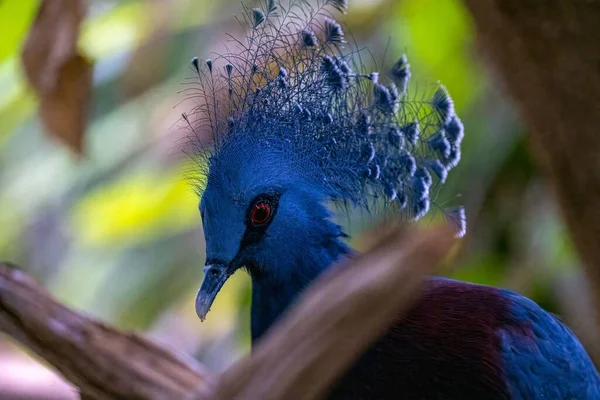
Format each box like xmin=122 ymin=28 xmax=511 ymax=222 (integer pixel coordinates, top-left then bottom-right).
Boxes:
xmin=39 ymin=54 xmax=92 ymax=154
xmin=21 ymin=0 xmax=92 ymax=154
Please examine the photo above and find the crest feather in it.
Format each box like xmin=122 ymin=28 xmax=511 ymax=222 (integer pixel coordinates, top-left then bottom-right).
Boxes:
xmin=184 ymin=0 xmax=466 ymax=227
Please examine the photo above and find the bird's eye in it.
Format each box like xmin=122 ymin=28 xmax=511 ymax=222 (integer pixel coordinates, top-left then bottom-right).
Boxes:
xmin=250 ymin=200 xmax=272 ymax=226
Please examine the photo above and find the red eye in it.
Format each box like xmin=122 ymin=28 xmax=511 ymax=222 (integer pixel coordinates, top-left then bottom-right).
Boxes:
xmin=251 ymin=200 xmax=272 ymax=225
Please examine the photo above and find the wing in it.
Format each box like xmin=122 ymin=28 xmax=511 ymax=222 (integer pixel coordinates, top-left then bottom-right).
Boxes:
xmin=499 ymin=290 xmax=600 ymax=399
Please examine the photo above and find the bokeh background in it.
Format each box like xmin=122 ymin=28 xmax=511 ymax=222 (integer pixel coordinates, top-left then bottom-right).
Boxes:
xmin=1 ymin=0 xmax=597 ymax=398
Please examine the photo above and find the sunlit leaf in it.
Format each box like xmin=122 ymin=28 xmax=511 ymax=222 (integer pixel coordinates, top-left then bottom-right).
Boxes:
xmin=0 ymin=0 xmax=39 ymax=63
xmin=70 ymin=163 xmax=201 ymax=246
xmin=80 ymin=1 xmax=150 ymax=59
xmin=393 ymin=0 xmax=484 ymax=110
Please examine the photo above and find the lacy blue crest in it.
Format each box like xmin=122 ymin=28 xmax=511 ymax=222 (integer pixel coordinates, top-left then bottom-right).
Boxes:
xmin=183 ymin=0 xmax=466 ymax=237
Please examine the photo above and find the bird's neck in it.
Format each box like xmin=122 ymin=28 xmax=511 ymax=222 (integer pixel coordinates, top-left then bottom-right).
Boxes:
xmin=249 ymin=235 xmax=349 ymax=343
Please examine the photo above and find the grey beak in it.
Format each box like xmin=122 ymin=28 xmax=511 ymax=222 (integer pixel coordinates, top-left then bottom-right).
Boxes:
xmin=195 ymin=264 xmax=230 ymax=321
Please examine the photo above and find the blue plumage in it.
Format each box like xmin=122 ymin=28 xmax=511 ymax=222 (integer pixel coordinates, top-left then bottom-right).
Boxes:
xmin=500 ymin=289 xmax=600 ymax=398
xmin=187 ymin=0 xmax=600 ymax=398
xmin=328 ymin=278 xmax=600 ymax=399
xmin=185 ymin=0 xmax=465 ymax=230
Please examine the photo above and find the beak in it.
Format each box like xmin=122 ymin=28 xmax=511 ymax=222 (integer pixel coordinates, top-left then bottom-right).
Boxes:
xmin=195 ymin=263 xmax=230 ymax=321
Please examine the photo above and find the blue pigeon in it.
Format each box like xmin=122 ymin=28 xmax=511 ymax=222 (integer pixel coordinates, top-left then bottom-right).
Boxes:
xmin=187 ymin=0 xmax=600 ymax=397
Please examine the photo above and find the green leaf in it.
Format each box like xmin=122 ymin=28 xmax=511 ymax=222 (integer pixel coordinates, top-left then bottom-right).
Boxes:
xmin=0 ymin=0 xmax=40 ymax=63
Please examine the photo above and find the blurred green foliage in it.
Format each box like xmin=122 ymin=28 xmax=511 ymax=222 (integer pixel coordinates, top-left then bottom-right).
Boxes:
xmin=0 ymin=0 xmax=584 ymax=371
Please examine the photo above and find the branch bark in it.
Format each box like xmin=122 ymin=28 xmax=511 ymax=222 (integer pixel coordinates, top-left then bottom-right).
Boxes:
xmin=462 ymin=0 xmax=600 ymax=357
xmin=0 ymin=224 xmax=454 ymax=399
xmin=0 ymin=262 xmax=215 ymax=400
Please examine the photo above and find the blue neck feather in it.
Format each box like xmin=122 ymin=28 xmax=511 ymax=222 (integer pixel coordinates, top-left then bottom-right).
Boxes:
xmin=249 ymin=221 xmax=349 ymax=342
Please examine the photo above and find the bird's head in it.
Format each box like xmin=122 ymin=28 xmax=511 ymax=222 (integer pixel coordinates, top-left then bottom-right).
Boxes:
xmin=187 ymin=0 xmax=466 ymax=322
xmin=195 ymin=135 xmax=342 ymax=321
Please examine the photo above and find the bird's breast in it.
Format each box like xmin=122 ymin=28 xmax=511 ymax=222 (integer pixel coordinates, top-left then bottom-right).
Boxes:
xmin=327 ymin=278 xmax=515 ymax=399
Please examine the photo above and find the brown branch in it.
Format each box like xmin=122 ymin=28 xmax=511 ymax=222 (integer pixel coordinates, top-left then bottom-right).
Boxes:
xmin=0 ymin=262 xmax=215 ymax=400
xmin=212 ymin=225 xmax=454 ymax=400
xmin=462 ymin=0 xmax=600 ymax=358
xmin=0 ymin=224 xmax=454 ymax=399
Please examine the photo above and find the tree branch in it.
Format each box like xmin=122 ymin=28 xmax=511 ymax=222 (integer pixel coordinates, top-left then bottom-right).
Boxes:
xmin=0 ymin=262 xmax=215 ymax=400
xmin=0 ymin=224 xmax=454 ymax=399
xmin=462 ymin=0 xmax=600 ymax=358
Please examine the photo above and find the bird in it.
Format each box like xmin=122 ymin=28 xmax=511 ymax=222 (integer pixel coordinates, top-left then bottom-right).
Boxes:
xmin=185 ymin=0 xmax=600 ymax=398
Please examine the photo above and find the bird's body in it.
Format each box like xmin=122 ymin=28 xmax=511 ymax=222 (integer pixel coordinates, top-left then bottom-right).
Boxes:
xmin=242 ymin=216 xmax=600 ymax=399
xmin=329 ymin=277 xmax=600 ymax=399
xmin=186 ymin=0 xmax=600 ymax=397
